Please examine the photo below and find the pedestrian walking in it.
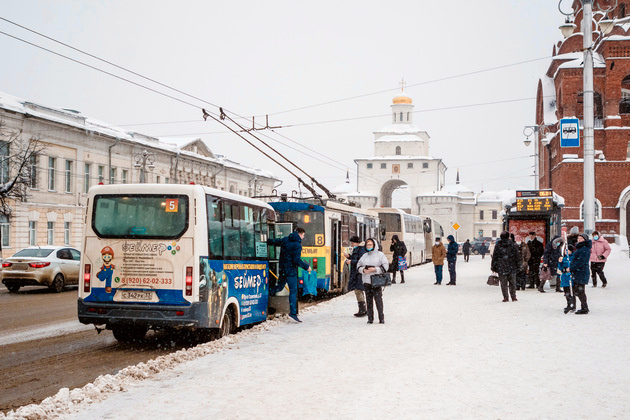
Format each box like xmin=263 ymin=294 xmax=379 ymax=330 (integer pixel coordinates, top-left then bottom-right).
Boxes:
xmin=432 ymin=237 xmax=446 ymax=285
xmin=357 ymin=238 xmax=389 ymax=324
xmin=445 ymin=235 xmax=458 ymax=285
xmin=344 ymin=236 xmax=367 ymax=317
xmin=389 ymin=234 xmax=407 ymax=284
xmin=558 ymin=245 xmax=576 ymax=313
xmin=480 ymin=241 xmax=487 ymax=259
xmin=462 ymin=239 xmax=471 ymax=262
xmin=571 ymin=233 xmax=592 ymax=314
xmin=541 ymin=235 xmax=564 ymax=293
xmin=514 ymin=235 xmax=531 ymax=291
xmin=526 ymin=231 xmax=545 ymax=288
xmin=491 ymin=231 xmax=520 ymax=302
xmin=267 ymin=227 xmax=312 ymax=323
xmin=589 ymin=230 xmax=611 ymax=287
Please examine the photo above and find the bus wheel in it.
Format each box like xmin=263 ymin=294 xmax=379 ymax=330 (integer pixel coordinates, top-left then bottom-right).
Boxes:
xmin=219 ymin=308 xmax=234 ymax=338
xmin=112 ymin=325 xmax=148 ymax=343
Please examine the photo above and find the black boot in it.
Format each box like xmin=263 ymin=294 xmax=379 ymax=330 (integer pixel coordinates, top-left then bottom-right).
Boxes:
xmin=564 ymin=295 xmax=572 ymax=314
xmin=354 ymin=302 xmax=367 ymax=317
xmin=400 ymin=272 xmax=405 ymax=284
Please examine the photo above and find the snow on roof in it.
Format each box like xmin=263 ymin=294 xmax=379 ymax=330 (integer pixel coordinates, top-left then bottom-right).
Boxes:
xmin=540 ymin=75 xmax=558 ymax=125
xmin=555 ymin=52 xmax=605 ymax=74
xmin=355 ymin=156 xmax=441 ymax=161
xmin=0 ymin=91 xmax=276 ymax=179
xmin=331 ymin=181 xmax=356 ymax=195
xmin=441 ymin=184 xmax=474 ymax=194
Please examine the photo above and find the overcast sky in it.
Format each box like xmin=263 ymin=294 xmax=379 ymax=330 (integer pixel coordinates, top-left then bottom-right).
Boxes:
xmin=0 ymin=0 xmax=567 ymax=203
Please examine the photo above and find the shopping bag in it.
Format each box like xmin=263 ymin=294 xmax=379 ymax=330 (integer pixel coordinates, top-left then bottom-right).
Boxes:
xmin=487 ymin=273 xmax=499 ymax=286
xmin=397 ymin=256 xmax=408 ymax=271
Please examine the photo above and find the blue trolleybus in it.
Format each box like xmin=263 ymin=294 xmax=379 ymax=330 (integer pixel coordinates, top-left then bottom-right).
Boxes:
xmin=78 ymin=184 xmax=276 ymax=342
xmin=268 ymin=200 xmax=380 ymax=296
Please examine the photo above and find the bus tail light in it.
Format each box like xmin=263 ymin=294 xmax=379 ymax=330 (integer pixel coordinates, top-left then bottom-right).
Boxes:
xmin=84 ymin=264 xmax=91 ymax=293
xmin=299 ymin=279 xmax=304 ymax=285
xmin=312 ymin=258 xmax=318 ymax=270
xmin=185 ymin=266 xmax=193 ymax=296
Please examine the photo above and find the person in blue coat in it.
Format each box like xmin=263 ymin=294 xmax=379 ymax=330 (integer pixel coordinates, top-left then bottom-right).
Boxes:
xmin=267 ymin=227 xmax=311 ymax=322
xmin=570 ymin=233 xmax=592 ymax=315
xmin=344 ymin=236 xmax=367 ymax=317
xmin=445 ymin=235 xmax=459 ymax=285
xmin=558 ymin=245 xmax=575 ymax=313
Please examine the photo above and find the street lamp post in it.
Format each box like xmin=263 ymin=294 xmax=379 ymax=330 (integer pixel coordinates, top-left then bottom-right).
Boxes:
xmin=558 ymin=0 xmax=617 ymax=234
xmin=133 ymin=149 xmax=155 ymax=183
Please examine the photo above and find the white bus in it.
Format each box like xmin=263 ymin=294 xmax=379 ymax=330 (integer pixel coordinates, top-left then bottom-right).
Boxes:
xmin=78 ymin=184 xmax=275 ymax=342
xmin=373 ymin=208 xmax=426 ymax=266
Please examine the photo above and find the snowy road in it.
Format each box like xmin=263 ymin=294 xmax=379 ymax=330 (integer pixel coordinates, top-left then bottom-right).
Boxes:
xmin=4 ymin=248 xmax=630 ymax=419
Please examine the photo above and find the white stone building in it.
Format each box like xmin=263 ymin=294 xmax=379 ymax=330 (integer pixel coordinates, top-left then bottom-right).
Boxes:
xmin=0 ymin=91 xmax=278 ymax=257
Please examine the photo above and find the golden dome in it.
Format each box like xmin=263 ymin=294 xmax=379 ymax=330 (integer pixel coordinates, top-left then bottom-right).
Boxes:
xmin=393 ymin=95 xmax=412 ymax=104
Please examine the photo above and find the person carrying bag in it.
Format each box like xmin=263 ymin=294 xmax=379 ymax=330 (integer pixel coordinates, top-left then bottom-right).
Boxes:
xmin=358 ymin=238 xmax=389 ymax=324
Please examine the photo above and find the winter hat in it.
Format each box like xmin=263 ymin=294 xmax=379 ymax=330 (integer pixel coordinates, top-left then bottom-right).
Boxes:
xmin=579 ymin=233 xmax=589 ymax=241
xmin=500 ymin=231 xmax=510 ymax=240
xmin=567 ymin=244 xmax=575 ymax=252
xmin=349 ymin=236 xmax=361 ymax=244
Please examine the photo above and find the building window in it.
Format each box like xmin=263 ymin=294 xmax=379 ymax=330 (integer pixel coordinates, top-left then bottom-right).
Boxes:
xmin=0 ymin=215 xmax=9 ymax=248
xmin=65 ymin=160 xmax=72 ymax=193
xmin=492 ymin=230 xmax=497 ymax=238
xmin=47 ymin=221 xmax=54 ymax=245
xmin=627 ymin=142 xmax=630 ymax=160
xmin=122 ymin=169 xmax=128 ymax=184
xmin=578 ymin=92 xmax=603 ymax=126
xmin=407 ymin=163 xmax=413 ymax=169
xmin=492 ymin=210 xmax=498 ymax=219
xmin=367 ymin=163 xmax=373 ymax=169
xmin=422 ymin=162 xmax=429 ymax=169
xmin=620 ymin=3 xmax=626 ymax=18
xmin=29 ymin=155 xmax=38 ymax=189
xmin=98 ymin=166 xmax=104 ymax=184
xmin=64 ymin=222 xmax=71 ymax=245
xmin=0 ymin=141 xmax=8 ymax=184
xmin=48 ymin=157 xmax=56 ymax=191
xmin=620 ymin=75 xmax=630 ymax=114
xmin=580 ymin=199 xmax=602 ymax=220
xmin=380 ymin=163 xmax=387 ymax=169
xmin=29 ymin=221 xmax=36 ymax=246
xmin=157 ymin=176 xmax=161 ymax=184
xmin=392 ymin=113 xmax=396 ymax=123
xmin=165 ymin=177 xmax=169 ymax=184
xmin=480 ymin=210 xmax=484 ymax=220
xmin=110 ymin=167 xmax=116 ymax=184
xmin=399 ymin=112 xmax=403 ymax=121
xmin=395 ymin=146 xmax=402 ymax=155
xmin=84 ymin=164 xmax=90 ymax=193
xmin=407 ymin=112 xmax=410 ymax=121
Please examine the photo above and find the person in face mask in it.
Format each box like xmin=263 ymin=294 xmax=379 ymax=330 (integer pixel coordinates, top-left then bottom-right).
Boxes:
xmin=589 ymin=230 xmax=611 ymax=287
xmin=343 ymin=236 xmax=367 ymax=317
xmin=357 ymin=238 xmax=389 ymax=324
xmin=541 ymin=235 xmax=564 ymax=293
xmin=432 ymin=237 xmax=447 ymax=285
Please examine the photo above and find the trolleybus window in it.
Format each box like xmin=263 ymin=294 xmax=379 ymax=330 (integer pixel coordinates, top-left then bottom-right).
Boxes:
xmin=277 ymin=210 xmax=325 ymax=246
xmin=206 ymin=196 xmax=223 ymax=257
xmin=92 ymin=194 xmax=189 ymax=239
xmin=223 ymin=203 xmax=241 ymax=258
xmin=380 ymin=213 xmax=401 ymax=233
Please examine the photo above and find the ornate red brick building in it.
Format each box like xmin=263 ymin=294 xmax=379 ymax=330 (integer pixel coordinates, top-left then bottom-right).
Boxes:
xmin=536 ymin=0 xmax=630 ymax=238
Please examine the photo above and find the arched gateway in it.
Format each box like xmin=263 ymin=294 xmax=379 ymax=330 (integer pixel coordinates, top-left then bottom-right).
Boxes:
xmin=349 ymin=91 xmax=446 ymax=215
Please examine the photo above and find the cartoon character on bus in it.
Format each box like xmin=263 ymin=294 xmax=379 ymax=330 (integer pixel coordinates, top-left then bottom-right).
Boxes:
xmin=97 ymin=246 xmax=116 ymax=293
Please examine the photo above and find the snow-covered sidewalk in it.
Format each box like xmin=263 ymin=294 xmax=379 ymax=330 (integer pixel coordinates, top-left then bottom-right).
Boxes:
xmin=5 ymin=247 xmax=630 ymax=419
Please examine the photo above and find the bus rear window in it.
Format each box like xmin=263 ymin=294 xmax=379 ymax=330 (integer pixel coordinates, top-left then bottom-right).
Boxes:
xmin=380 ymin=213 xmax=401 ymax=233
xmin=92 ymin=195 xmax=189 ymax=239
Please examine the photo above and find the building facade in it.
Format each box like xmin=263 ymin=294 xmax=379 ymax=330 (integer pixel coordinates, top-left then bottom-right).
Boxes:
xmin=536 ymin=1 xmax=630 ymax=238
xmin=0 ymin=92 xmax=277 ymax=257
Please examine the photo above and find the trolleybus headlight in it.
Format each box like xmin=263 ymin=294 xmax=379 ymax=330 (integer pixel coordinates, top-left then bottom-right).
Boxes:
xmin=84 ymin=264 xmax=91 ymax=293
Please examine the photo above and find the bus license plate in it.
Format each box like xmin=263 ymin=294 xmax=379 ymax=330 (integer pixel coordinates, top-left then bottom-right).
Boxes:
xmin=115 ymin=290 xmax=156 ymax=302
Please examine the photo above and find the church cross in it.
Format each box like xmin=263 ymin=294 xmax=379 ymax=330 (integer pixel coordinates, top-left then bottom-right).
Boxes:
xmin=399 ymin=78 xmax=406 ymax=92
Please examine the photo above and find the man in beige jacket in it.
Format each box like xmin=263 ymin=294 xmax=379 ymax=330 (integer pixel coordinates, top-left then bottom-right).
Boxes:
xmin=432 ymin=237 xmax=447 ymax=285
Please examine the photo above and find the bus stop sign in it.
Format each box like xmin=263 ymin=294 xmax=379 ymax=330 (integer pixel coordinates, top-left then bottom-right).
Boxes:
xmin=560 ymin=118 xmax=579 ymax=148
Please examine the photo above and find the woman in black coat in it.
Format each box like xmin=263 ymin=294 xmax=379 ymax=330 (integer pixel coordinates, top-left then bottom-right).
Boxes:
xmin=571 ymin=233 xmax=592 ymax=314
xmin=390 ymin=235 xmax=407 ymax=284
xmin=541 ymin=235 xmax=564 ymax=293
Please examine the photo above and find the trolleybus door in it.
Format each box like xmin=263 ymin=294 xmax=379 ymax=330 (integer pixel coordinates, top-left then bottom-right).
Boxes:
xmin=331 ymin=220 xmax=341 ymax=290
xmin=267 ymin=222 xmax=294 ymax=314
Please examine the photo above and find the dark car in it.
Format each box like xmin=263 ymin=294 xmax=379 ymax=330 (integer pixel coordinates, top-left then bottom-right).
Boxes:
xmin=471 ymin=238 xmax=492 ymax=255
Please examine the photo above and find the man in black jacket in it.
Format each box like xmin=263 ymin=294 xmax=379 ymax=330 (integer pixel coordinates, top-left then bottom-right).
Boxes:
xmin=344 ymin=236 xmax=367 ymax=317
xmin=491 ymin=231 xmax=521 ymax=302
xmin=527 ymin=231 xmax=545 ymax=288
